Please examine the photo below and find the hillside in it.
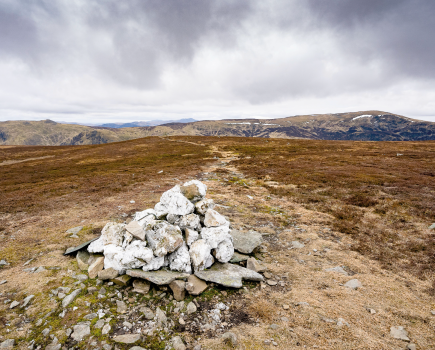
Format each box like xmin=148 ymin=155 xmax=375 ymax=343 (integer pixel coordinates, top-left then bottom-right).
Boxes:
xmin=1 ymin=111 xmax=435 ymax=146
xmin=1 ymin=136 xmax=435 ymax=349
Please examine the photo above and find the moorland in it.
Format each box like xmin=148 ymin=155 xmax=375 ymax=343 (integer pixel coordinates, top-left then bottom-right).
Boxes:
xmin=1 ymin=136 xmax=435 ymax=349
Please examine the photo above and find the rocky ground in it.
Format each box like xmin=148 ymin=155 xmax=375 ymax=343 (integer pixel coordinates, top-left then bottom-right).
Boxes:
xmin=1 ymin=141 xmax=435 ymax=349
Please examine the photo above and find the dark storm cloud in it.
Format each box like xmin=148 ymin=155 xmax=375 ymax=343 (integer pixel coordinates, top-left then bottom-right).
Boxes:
xmin=0 ymin=0 xmax=434 ymax=122
xmin=305 ymin=0 xmax=435 ymax=78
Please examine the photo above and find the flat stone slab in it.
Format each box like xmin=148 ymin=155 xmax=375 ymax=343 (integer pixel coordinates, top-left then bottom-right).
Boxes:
xmin=230 ymin=252 xmax=249 ymax=263
xmin=126 ymin=269 xmax=190 ymax=285
xmin=230 ymin=230 xmax=262 ymax=254
xmin=66 ymin=226 xmax=83 ymax=235
xmin=64 ymin=237 xmax=100 ymax=255
xmin=195 ymin=262 xmax=264 ymax=288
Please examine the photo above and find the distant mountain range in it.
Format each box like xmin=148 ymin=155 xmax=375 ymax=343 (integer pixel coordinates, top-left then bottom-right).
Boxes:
xmin=97 ymin=118 xmax=197 ymax=128
xmin=1 ymin=111 xmax=434 ymax=146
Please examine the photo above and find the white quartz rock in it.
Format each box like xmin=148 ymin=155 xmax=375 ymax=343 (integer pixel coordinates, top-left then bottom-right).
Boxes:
xmin=179 ymin=213 xmax=201 ymax=230
xmin=133 ymin=209 xmax=156 ymax=221
xmin=88 ymin=238 xmax=104 ymax=253
xmin=142 ymin=256 xmax=166 ymax=271
xmin=103 ymin=244 xmax=126 ymax=273
xmin=122 ymin=241 xmax=154 ymax=267
xmin=185 ymin=228 xmax=200 ymax=246
xmin=102 ymin=241 xmax=154 ymax=273
xmin=190 ymin=239 xmax=214 ymax=271
xmin=154 ymin=202 xmax=169 ymax=219
xmin=204 ymin=209 xmax=228 ymax=227
xmin=195 ymin=198 xmax=215 ymax=215
xmin=137 ymin=215 xmax=158 ymax=230
xmin=102 ymin=222 xmax=126 ymax=246
xmin=160 ymin=185 xmax=195 ymax=216
xmin=88 ymin=222 xmax=126 ymax=253
xmin=180 ymin=180 xmax=207 ymax=203
xmin=213 ymin=239 xmax=234 ymax=263
xmin=122 ymin=231 xmax=133 ymax=248
xmin=146 ymin=222 xmax=184 ymax=257
xmin=168 ymin=243 xmax=192 ymax=274
xmin=167 ymin=214 xmax=181 ymax=225
xmin=200 ymin=225 xmax=232 ymax=249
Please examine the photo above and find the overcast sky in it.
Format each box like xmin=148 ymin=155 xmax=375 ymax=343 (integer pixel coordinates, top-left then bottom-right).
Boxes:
xmin=1 ymin=0 xmax=435 ymax=124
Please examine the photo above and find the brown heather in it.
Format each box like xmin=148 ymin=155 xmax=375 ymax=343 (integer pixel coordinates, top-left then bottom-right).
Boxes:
xmin=2 ymin=136 xmax=435 ymax=349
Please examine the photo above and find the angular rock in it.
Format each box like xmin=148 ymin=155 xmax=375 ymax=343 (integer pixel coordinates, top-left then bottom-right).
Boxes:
xmin=22 ymin=295 xmax=35 ymax=308
xmin=429 ymin=223 xmax=435 ymax=230
xmin=71 ymin=324 xmax=90 ymax=342
xmin=186 ymin=302 xmax=197 ymax=315
xmin=83 ymin=313 xmax=98 ymax=320
xmin=88 ymin=222 xmax=126 ymax=253
xmin=154 ymin=202 xmax=169 ymax=219
xmin=62 ymin=289 xmax=82 ymax=308
xmin=102 ymin=324 xmax=111 ymax=335
xmin=94 ymin=319 xmax=105 ymax=329
xmin=133 ymin=209 xmax=156 ymax=221
xmin=168 ymin=243 xmax=192 ymax=274
xmin=195 ymin=198 xmax=215 ymax=215
xmin=133 ymin=279 xmax=150 ymax=294
xmin=159 ymin=185 xmax=195 ymax=216
xmin=390 ymin=326 xmax=409 ymax=341
xmin=190 ymin=239 xmax=214 ymax=271
xmin=201 ymin=226 xmax=231 ymax=249
xmin=171 ymin=336 xmax=186 ymax=350
xmin=137 ymin=214 xmax=158 ymax=230
xmin=116 ymin=300 xmax=127 ymax=313
xmin=0 ymin=339 xmax=14 ymax=350
xmin=204 ymin=209 xmax=228 ymax=227
xmin=185 ymin=275 xmax=208 ymax=295
xmin=195 ymin=263 xmax=264 ymax=288
xmin=88 ymin=256 xmax=105 ymax=278
xmin=130 ymin=347 xmax=147 ymax=350
xmin=291 ymin=241 xmax=305 ymax=249
xmin=66 ymin=226 xmax=83 ymax=235
xmin=167 ymin=214 xmax=181 ymax=225
xmin=229 ymin=252 xmax=249 ymax=263
xmin=142 ymin=256 xmax=167 ymax=272
xmin=64 ymin=237 xmax=99 ymax=255
xmin=0 ymin=280 xmax=7 ymax=285
xmin=112 ymin=275 xmax=132 ymax=286
xmin=246 ymin=257 xmax=267 ymax=273
xmin=98 ymin=268 xmax=119 ymax=280
xmin=45 ymin=339 xmax=61 ymax=350
xmin=146 ymin=222 xmax=183 ymax=257
xmin=325 ymin=266 xmax=349 ymax=276
xmin=230 ymin=230 xmax=262 ymax=254
xmin=112 ymin=334 xmax=141 ymax=344
xmin=344 ymin=279 xmax=362 ymax=290
xmin=222 ymin=332 xmax=238 ymax=347
xmin=185 ymin=228 xmax=200 ymax=246
xmin=178 ymin=214 xmax=201 ymax=231
xmin=88 ymin=253 xmax=104 ymax=265
xmin=213 ymin=239 xmax=234 ymax=263
xmin=125 ymin=220 xmax=146 ymax=241
xmin=77 ymin=250 xmax=90 ymax=270
xmin=169 ymin=280 xmax=186 ymax=301
xmin=156 ymin=307 xmax=167 ymax=327
xmin=126 ymin=269 xmax=190 ymax=285
xmin=181 ymin=180 xmax=207 ymax=203
xmin=9 ymin=301 xmax=19 ymax=309
xmin=139 ymin=307 xmax=154 ymax=320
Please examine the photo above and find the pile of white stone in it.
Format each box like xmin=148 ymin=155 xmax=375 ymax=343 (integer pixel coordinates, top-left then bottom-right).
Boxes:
xmin=87 ymin=180 xmax=234 ymax=275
